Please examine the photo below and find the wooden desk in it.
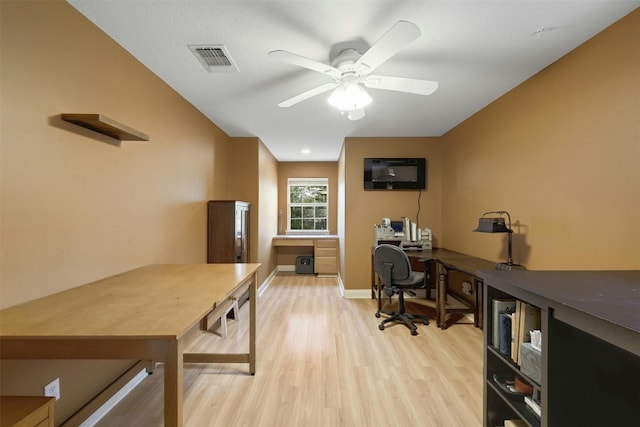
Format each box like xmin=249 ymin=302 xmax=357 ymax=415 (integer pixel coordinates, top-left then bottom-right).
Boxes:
xmin=372 ymin=248 xmax=497 ymax=329
xmin=0 ymin=263 xmax=260 ymax=427
xmin=435 ymin=251 xmax=497 ymax=329
xmin=0 ymin=396 xmax=54 ymax=427
xmin=273 ymin=235 xmax=339 ymax=275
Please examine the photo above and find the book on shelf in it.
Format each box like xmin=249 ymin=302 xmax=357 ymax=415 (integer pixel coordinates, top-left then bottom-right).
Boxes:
xmin=499 ymin=312 xmax=512 ymax=357
xmin=512 ymin=301 xmax=541 ymax=365
xmin=492 ymin=299 xmax=516 ymax=348
xmin=511 ymin=301 xmax=522 ymax=362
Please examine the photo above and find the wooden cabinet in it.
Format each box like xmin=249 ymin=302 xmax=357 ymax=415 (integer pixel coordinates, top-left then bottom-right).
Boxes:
xmin=314 ymin=238 xmax=338 ymax=274
xmin=0 ymin=396 xmax=54 ymax=427
xmin=207 ymin=201 xmax=250 ymax=263
xmin=480 ymin=270 xmax=640 ymax=427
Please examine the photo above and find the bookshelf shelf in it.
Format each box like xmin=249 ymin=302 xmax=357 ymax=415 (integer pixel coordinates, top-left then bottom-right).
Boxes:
xmin=61 ymin=114 xmax=149 ymax=141
xmin=487 ymin=380 xmax=540 ymax=427
xmin=481 ymin=270 xmax=640 ymax=427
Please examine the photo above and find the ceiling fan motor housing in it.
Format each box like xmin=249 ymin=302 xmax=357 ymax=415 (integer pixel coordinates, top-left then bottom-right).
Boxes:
xmin=331 ymin=48 xmax=363 ymax=73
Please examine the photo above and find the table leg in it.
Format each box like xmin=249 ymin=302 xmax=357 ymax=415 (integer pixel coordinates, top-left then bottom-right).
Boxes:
xmin=249 ymin=271 xmax=257 ymax=375
xmin=437 ymin=263 xmax=448 ymax=329
xmin=164 ymin=340 xmax=184 ymax=427
xmin=372 ymin=255 xmax=382 ymax=311
xmin=475 ymin=278 xmax=483 ymax=329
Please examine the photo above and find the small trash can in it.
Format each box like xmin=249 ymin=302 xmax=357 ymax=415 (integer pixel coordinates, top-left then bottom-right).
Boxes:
xmin=295 ymin=256 xmax=314 ymax=274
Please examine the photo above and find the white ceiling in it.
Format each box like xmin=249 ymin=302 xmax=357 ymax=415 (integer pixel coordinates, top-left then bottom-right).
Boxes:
xmin=68 ymin=1 xmax=637 ymax=161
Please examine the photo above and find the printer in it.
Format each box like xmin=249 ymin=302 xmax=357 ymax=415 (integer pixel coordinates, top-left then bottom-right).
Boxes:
xmin=374 ymin=217 xmax=432 ymax=250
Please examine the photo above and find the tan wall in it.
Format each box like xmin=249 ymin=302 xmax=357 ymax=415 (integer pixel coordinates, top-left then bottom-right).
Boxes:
xmin=224 ymin=137 xmax=279 ymax=286
xmin=337 ymin=146 xmax=347 ymax=282
xmin=276 ymin=162 xmax=339 ymax=266
xmin=258 ymin=142 xmax=279 ymax=281
xmin=342 ymin=138 xmax=443 ymax=291
xmin=226 ymin=137 xmax=260 ymax=264
xmin=441 ymin=9 xmax=640 ymax=270
xmin=0 ymin=0 xmax=231 ymax=423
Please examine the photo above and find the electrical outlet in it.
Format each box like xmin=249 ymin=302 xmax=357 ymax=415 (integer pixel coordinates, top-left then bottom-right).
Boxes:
xmin=44 ymin=377 xmax=61 ymax=401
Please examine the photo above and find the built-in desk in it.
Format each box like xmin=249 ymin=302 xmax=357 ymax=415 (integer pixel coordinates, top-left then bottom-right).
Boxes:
xmin=273 ymin=235 xmax=339 ymax=275
xmin=372 ymin=247 xmax=498 ymax=329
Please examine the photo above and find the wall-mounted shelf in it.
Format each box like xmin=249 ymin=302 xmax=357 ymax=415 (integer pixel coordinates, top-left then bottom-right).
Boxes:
xmin=61 ymin=114 xmax=149 ymax=141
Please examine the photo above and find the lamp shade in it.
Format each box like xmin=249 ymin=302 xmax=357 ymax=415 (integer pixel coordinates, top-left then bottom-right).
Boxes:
xmin=328 ymin=80 xmax=372 ymax=111
xmin=473 ymin=217 xmax=510 ymax=233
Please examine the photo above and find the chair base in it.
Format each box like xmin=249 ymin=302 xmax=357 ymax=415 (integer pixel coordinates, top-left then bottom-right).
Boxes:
xmin=376 ymin=309 xmax=429 ymax=336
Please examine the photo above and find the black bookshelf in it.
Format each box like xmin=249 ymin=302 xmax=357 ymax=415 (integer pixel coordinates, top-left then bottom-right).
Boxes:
xmin=481 ymin=270 xmax=640 ymax=427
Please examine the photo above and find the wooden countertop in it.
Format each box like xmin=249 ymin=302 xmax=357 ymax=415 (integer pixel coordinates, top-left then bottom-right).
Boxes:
xmin=480 ymin=270 xmax=640 ymax=333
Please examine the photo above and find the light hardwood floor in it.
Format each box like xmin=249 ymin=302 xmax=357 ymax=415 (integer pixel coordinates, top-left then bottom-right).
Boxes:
xmin=95 ymin=273 xmax=483 ymax=426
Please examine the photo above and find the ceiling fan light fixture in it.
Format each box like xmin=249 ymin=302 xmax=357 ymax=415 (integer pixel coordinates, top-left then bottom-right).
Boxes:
xmin=327 ymin=81 xmax=372 ymax=111
xmin=346 ymin=109 xmax=365 ymax=121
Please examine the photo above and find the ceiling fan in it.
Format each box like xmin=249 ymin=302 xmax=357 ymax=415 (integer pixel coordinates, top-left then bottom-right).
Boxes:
xmin=269 ymin=21 xmax=438 ymax=121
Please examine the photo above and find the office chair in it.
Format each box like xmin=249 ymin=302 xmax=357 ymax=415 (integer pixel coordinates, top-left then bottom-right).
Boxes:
xmin=374 ymin=244 xmax=429 ymax=335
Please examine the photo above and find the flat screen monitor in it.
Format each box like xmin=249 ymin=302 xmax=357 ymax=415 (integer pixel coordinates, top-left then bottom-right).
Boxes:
xmin=364 ymin=158 xmax=426 ymax=190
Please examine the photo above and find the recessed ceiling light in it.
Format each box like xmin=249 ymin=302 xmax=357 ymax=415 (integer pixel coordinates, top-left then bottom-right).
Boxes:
xmin=301 ymin=148 xmax=311 ymax=154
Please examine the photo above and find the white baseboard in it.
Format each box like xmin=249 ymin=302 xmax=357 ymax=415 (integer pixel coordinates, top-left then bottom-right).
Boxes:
xmin=342 ymin=288 xmax=372 ymax=298
xmin=79 ymin=368 xmax=148 ymax=427
xmin=258 ymin=268 xmax=278 ymax=297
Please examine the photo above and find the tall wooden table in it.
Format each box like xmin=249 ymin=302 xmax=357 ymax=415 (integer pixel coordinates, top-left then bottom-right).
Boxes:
xmin=0 ymin=263 xmax=261 ymax=427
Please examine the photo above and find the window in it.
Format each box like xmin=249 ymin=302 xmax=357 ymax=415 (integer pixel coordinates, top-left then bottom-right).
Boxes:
xmin=287 ymin=178 xmax=328 ymax=233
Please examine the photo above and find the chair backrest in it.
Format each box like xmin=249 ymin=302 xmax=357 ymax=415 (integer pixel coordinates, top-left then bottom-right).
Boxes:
xmin=373 ymin=244 xmax=412 ymax=286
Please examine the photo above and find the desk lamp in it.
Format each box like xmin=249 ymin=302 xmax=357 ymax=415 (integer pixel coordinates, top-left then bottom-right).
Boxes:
xmin=473 ymin=210 xmax=521 ymax=271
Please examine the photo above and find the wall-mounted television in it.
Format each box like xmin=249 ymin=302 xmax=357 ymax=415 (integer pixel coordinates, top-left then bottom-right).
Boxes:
xmin=364 ymin=158 xmax=426 ymax=190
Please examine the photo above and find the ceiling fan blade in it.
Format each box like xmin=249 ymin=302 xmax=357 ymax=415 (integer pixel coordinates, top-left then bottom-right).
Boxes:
xmin=269 ymin=50 xmax=341 ymax=78
xmin=355 ymin=21 xmax=421 ymax=74
xmin=364 ymin=75 xmax=438 ymax=96
xmin=277 ymin=82 xmax=338 ymax=108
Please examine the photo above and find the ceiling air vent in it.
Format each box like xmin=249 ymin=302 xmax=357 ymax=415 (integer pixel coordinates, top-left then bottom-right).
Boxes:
xmin=188 ymin=44 xmax=239 ymax=73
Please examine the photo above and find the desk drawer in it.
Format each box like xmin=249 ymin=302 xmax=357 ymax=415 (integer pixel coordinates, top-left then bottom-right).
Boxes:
xmin=315 ymin=247 xmax=336 ymax=257
xmin=315 ymin=239 xmax=337 ymax=248
xmin=315 ymin=257 xmax=337 ymax=274
xmin=273 ymin=239 xmax=314 ymax=247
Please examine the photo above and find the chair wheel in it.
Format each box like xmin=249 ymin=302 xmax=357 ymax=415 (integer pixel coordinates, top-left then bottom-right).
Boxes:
xmin=375 ymin=312 xmax=381 ymax=318
xmin=379 ymin=324 xmax=384 ymax=330
xmin=423 ymin=319 xmax=429 ymax=325
xmin=411 ymin=330 xmax=418 ymax=336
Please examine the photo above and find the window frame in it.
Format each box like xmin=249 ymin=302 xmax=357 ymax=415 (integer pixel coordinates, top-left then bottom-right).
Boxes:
xmin=286 ymin=177 xmax=329 ymax=235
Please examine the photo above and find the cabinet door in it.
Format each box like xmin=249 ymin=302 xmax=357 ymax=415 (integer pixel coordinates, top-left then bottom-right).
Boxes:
xmin=208 ymin=201 xmax=250 ymax=263
xmin=235 ymin=203 xmax=250 ymax=262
